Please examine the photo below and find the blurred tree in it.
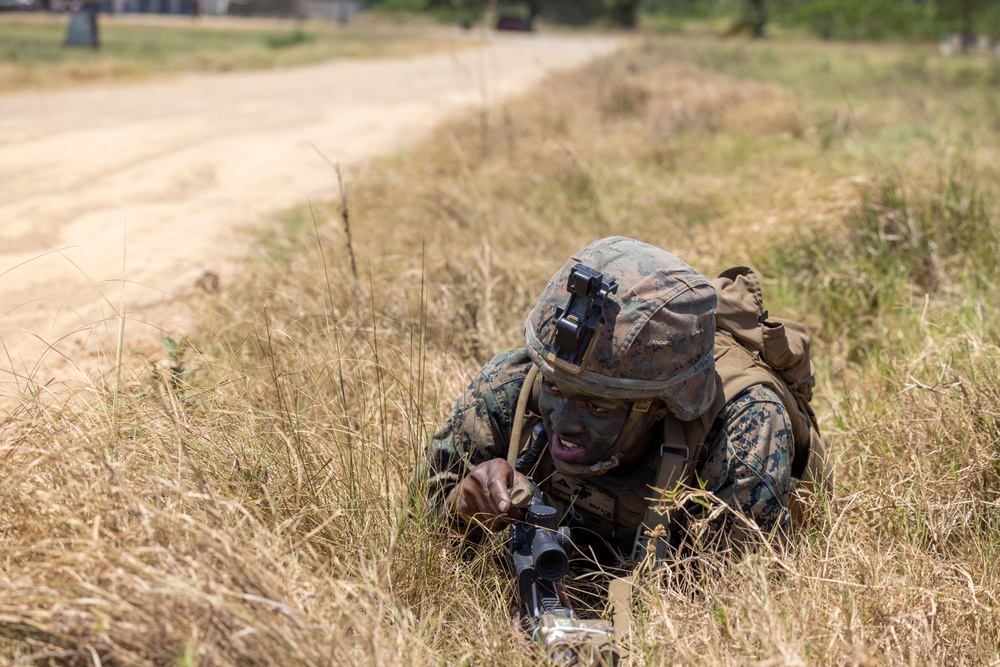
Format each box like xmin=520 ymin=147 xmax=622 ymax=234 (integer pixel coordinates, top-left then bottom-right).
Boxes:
xmin=740 ymin=0 xmax=767 ymax=36
xmin=775 ymin=0 xmax=937 ymax=41
xmin=607 ymin=0 xmax=641 ymax=27
xmin=633 ymin=0 xmax=991 ymax=41
xmin=717 ymin=0 xmax=770 ymax=37
xmin=534 ymin=0 xmax=604 ymax=24
xmin=935 ymin=0 xmax=989 ymax=35
xmin=423 ymin=0 xmax=639 ymax=27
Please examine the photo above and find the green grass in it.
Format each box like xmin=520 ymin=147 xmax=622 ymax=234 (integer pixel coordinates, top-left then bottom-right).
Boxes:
xmin=0 ymin=14 xmax=458 ymax=92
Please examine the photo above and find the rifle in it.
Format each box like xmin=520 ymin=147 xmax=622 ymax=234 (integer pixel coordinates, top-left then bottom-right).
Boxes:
xmin=508 ymin=481 xmax=620 ymax=667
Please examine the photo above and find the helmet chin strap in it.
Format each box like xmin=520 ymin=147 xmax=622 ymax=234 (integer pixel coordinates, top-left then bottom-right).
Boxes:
xmin=551 ymin=453 xmax=621 ymax=477
xmin=549 ymin=399 xmax=660 ymax=478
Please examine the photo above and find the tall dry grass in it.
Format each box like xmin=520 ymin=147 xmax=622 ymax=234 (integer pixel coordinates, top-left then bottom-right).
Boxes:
xmin=2 ymin=33 xmax=999 ymax=665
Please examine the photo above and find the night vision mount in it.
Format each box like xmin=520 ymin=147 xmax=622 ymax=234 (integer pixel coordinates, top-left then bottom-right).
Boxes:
xmin=547 ymin=263 xmax=618 ymax=374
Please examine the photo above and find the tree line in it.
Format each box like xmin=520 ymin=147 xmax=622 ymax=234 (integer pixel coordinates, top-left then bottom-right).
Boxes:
xmin=371 ymin=0 xmax=1000 ymax=40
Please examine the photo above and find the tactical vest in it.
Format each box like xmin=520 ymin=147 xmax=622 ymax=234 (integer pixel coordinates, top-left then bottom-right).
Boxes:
xmin=508 ymin=267 xmax=834 ymax=562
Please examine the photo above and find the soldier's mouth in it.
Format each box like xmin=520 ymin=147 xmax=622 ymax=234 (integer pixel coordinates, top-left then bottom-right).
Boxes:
xmin=550 ymin=433 xmax=586 ymax=462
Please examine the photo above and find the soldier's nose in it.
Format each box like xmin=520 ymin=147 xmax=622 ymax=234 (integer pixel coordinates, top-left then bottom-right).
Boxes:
xmin=550 ymin=400 xmax=584 ymax=433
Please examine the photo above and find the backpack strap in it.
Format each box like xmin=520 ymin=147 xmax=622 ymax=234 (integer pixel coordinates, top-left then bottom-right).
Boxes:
xmin=633 ymin=327 xmax=831 ymax=564
xmin=631 ymin=442 xmax=691 ymax=561
xmin=713 ymin=331 xmax=834 ymax=520
xmin=712 ymin=330 xmax=813 ymax=478
xmin=632 ymin=376 xmax=723 ymax=562
xmin=632 ymin=322 xmax=818 ymax=561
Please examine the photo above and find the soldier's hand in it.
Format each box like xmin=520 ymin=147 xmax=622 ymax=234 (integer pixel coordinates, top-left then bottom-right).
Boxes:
xmin=445 ymin=458 xmax=531 ymax=531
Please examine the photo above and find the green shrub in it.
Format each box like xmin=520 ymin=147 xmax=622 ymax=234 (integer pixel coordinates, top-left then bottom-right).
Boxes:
xmin=762 ymin=174 xmax=1000 ymax=363
xmin=777 ymin=0 xmax=937 ymax=41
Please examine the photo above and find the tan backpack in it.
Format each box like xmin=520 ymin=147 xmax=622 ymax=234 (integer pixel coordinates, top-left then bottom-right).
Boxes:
xmin=709 ymin=266 xmax=834 ymax=521
xmin=636 ymin=266 xmax=833 ymax=555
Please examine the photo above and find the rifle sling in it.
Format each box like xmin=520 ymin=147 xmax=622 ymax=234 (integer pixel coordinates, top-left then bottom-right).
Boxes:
xmin=608 ymin=575 xmax=634 ymax=648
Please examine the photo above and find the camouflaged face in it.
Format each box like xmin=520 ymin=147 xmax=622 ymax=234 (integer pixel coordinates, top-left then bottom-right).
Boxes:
xmin=525 ymin=237 xmax=718 ymax=421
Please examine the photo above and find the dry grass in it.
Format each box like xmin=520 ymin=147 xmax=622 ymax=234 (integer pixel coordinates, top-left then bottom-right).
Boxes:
xmin=2 ymin=32 xmax=999 ymax=665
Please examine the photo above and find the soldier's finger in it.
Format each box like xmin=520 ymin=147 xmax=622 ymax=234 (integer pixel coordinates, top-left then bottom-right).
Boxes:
xmin=486 ymin=476 xmax=511 ymax=514
xmin=466 ymin=475 xmax=493 ymax=518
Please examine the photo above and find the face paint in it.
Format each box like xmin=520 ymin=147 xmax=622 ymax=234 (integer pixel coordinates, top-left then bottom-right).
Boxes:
xmin=538 ymin=377 xmax=631 ymax=466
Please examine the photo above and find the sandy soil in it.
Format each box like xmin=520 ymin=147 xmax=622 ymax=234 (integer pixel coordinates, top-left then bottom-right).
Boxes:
xmin=0 ymin=27 xmax=620 ymax=410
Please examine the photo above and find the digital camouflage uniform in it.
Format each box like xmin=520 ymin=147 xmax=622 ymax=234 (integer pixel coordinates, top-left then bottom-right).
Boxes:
xmin=420 ymin=236 xmax=797 ymax=563
xmin=422 ymin=347 xmax=793 ymax=561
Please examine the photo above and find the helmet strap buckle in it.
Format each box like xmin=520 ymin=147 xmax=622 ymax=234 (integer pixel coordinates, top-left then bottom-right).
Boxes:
xmin=632 ymin=399 xmax=652 ymax=414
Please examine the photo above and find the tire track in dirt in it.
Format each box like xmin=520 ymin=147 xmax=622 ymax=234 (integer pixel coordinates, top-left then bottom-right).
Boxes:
xmin=0 ymin=29 xmax=621 ymax=409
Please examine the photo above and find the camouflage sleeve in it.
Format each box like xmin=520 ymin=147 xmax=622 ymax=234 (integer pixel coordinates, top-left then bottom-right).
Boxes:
xmin=694 ymin=384 xmax=794 ymax=544
xmin=418 ymin=347 xmax=534 ymax=517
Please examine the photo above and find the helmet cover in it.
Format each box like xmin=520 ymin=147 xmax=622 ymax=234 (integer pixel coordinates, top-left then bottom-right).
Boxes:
xmin=525 ymin=237 xmax=717 ymax=421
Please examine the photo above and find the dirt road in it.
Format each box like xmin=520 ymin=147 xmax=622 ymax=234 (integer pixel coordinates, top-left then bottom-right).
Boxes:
xmin=0 ymin=28 xmax=620 ymax=408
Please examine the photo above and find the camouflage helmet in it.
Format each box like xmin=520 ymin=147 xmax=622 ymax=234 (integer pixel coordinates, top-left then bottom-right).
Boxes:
xmin=525 ymin=237 xmax=717 ymax=422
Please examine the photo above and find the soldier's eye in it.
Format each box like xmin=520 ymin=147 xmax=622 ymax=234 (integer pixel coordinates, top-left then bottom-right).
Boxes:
xmin=544 ymin=381 xmax=562 ymax=397
xmin=587 ymin=402 xmax=610 ymax=415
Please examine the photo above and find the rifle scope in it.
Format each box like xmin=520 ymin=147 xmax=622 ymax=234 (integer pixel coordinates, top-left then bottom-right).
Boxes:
xmin=526 ymin=504 xmax=569 ymax=582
